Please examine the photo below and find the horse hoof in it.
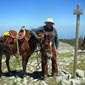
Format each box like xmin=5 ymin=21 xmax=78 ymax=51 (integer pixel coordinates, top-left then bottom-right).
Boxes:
xmin=21 ymin=71 xmax=27 ymax=76
xmin=8 ymin=72 xmax=13 ymax=76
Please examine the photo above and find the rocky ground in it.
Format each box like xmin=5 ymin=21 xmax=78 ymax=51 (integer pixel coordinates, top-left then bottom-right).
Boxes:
xmin=0 ymin=42 xmax=85 ymax=85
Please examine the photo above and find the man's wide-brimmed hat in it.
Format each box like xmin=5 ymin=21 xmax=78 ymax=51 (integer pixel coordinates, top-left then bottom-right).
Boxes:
xmin=45 ymin=18 xmax=55 ymax=24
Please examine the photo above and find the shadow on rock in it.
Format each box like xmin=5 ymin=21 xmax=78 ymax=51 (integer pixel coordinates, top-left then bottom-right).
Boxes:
xmin=1 ymin=70 xmax=44 ymax=80
xmin=28 ymin=71 xmax=44 ymax=80
xmin=2 ymin=70 xmax=26 ymax=78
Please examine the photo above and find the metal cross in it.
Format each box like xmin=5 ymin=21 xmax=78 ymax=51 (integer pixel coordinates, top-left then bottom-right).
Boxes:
xmin=73 ymin=4 xmax=83 ymax=78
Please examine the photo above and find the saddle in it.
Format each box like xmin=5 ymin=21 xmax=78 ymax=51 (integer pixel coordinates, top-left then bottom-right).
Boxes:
xmin=17 ymin=28 xmax=30 ymax=43
xmin=0 ymin=30 xmax=17 ymax=45
xmin=7 ymin=30 xmax=17 ymax=44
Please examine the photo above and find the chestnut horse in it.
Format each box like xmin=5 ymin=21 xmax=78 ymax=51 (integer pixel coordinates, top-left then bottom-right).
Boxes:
xmin=17 ymin=28 xmax=39 ymax=75
xmin=0 ymin=30 xmax=17 ymax=76
xmin=17 ymin=27 xmax=58 ymax=77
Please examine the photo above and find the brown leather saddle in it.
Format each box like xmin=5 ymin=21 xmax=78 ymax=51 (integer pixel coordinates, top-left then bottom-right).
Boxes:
xmin=0 ymin=30 xmax=17 ymax=46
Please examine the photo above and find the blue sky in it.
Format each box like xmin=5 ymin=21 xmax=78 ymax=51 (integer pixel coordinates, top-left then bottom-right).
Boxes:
xmin=0 ymin=0 xmax=85 ymax=39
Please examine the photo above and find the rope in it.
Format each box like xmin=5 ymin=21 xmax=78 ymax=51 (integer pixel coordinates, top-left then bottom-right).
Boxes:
xmin=34 ymin=44 xmax=41 ymax=70
xmin=36 ymin=53 xmax=41 ymax=70
xmin=16 ymin=38 xmax=20 ymax=56
xmin=15 ymin=33 xmax=21 ymax=68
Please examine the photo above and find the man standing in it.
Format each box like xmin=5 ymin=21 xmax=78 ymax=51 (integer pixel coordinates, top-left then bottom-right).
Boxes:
xmin=32 ymin=18 xmax=59 ymax=78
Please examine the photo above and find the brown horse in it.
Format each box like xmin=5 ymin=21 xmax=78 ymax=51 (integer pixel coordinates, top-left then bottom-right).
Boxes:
xmin=78 ymin=36 xmax=85 ymax=50
xmin=17 ymin=28 xmax=39 ymax=75
xmin=37 ymin=31 xmax=58 ymax=78
xmin=17 ymin=27 xmax=58 ymax=77
xmin=0 ymin=30 xmax=17 ymax=76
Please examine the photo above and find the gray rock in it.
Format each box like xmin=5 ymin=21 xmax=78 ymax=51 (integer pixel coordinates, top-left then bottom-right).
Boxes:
xmin=41 ymin=81 xmax=47 ymax=85
xmin=76 ymin=69 xmax=85 ymax=78
xmin=69 ymin=79 xmax=81 ymax=85
xmin=61 ymin=79 xmax=71 ymax=85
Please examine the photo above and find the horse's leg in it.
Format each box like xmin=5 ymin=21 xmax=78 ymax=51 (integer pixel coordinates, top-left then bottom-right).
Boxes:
xmin=5 ymin=53 xmax=11 ymax=72
xmin=0 ymin=52 xmax=2 ymax=76
xmin=22 ymin=54 xmax=29 ymax=75
xmin=41 ymin=53 xmax=48 ymax=78
xmin=51 ymin=48 xmax=58 ymax=76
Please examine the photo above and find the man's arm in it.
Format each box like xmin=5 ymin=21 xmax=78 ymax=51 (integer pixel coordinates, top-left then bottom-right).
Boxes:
xmin=31 ymin=26 xmax=44 ymax=38
xmin=54 ymin=29 xmax=59 ymax=49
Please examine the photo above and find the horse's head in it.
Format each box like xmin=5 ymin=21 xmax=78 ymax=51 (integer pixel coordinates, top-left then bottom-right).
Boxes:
xmin=37 ymin=31 xmax=55 ymax=58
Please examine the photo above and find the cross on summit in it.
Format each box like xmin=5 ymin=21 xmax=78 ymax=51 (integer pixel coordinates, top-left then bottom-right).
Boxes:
xmin=74 ymin=4 xmax=83 ymax=15
xmin=73 ymin=4 xmax=83 ymax=78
